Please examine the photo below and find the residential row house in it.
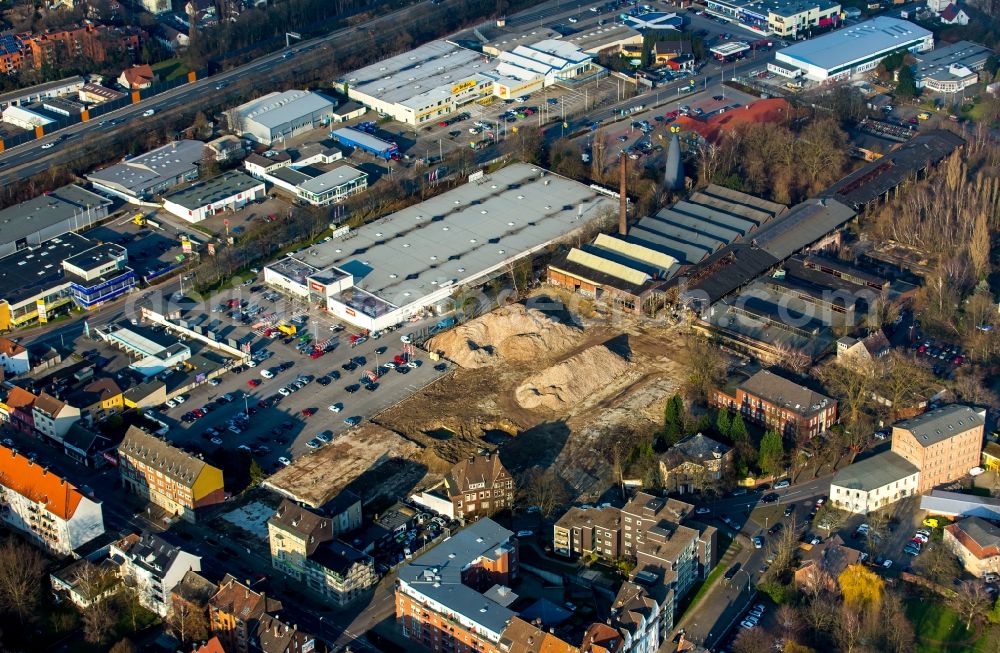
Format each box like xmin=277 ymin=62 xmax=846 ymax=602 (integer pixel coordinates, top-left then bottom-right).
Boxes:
xmin=443 ymin=452 xmax=515 ymax=521
xmin=109 ymin=532 xmax=201 ymax=617
xmin=209 ymin=575 xmax=283 ymax=653
xmin=117 ymin=426 xmax=225 ymax=521
xmin=712 ymin=369 xmax=838 ymax=439
xmin=0 ymin=444 xmax=105 ymax=555
xmin=0 ymin=384 xmax=38 ymax=434
xmin=32 ymin=392 xmax=82 ymax=443
xmin=266 ymin=498 xmax=377 ymax=606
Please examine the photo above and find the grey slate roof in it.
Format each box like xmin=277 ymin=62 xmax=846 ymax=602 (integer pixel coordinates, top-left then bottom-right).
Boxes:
xmin=953 ymin=516 xmax=1000 ymax=550
xmin=895 ymin=404 xmax=984 ymax=447
xmin=824 ymin=130 xmax=965 ymax=209
xmin=398 ymin=519 xmax=515 ymax=635
xmin=748 ymin=198 xmax=856 ymax=261
xmin=831 ymin=450 xmax=919 ymax=492
xmin=738 ymin=369 xmax=834 ymax=417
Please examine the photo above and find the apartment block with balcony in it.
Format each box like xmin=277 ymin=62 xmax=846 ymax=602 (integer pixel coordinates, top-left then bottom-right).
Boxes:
xmin=553 ymin=506 xmax=622 ymax=559
xmin=396 ymin=519 xmax=519 ymax=653
xmin=303 ymin=540 xmax=377 ymax=607
xmin=891 ymin=404 xmax=986 ymax=493
xmin=118 ymin=426 xmax=225 ymax=521
xmin=109 ymin=532 xmax=201 ymax=617
xmin=713 ymin=369 xmax=837 ymax=439
xmin=0 ymin=444 xmax=104 ymax=555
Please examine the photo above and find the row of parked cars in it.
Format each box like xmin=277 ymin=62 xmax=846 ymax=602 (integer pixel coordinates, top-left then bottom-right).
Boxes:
xmin=739 ymin=603 xmax=767 ymax=630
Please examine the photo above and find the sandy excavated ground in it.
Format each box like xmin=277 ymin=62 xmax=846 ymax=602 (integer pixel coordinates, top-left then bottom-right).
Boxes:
xmin=264 ymin=423 xmax=423 ymax=508
xmin=377 ymin=301 xmax=686 ymax=499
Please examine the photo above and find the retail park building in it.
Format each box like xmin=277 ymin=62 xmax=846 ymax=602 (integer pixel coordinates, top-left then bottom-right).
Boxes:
xmin=264 ymin=164 xmax=616 ymax=332
xmin=340 ymin=39 xmax=597 ymax=126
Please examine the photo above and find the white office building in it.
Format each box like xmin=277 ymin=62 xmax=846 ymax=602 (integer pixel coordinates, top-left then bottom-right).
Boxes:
xmin=830 ymin=450 xmax=920 ymax=514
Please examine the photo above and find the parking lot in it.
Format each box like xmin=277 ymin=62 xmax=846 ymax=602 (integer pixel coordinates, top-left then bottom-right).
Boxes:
xmin=85 ymin=213 xmax=188 ymax=281
xmin=150 ymin=283 xmax=451 ymax=473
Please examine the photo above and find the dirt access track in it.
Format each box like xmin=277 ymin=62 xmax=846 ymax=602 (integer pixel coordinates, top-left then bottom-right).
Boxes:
xmin=374 ymin=298 xmax=688 ymax=501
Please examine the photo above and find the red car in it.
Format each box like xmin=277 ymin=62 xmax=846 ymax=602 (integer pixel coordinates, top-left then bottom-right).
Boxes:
xmin=310 ymin=350 xmax=324 ymax=359
xmin=301 ymin=408 xmax=316 ymax=418
xmin=438 ymin=121 xmax=449 ymax=127
xmin=394 ymin=354 xmax=407 ymax=365
xmin=192 ymin=408 xmax=205 ymax=418
xmin=247 ymin=379 xmax=261 ymax=388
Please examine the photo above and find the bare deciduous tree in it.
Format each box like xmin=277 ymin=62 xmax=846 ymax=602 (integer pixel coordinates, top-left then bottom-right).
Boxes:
xmin=166 ymin=600 xmax=209 ymax=644
xmin=0 ymin=537 xmax=45 ymax=622
xmin=951 ymin=580 xmax=992 ymax=631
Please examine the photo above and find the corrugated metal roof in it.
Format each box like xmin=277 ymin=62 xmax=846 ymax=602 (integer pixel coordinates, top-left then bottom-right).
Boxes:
xmin=593 ymin=233 xmax=676 ymax=271
xmin=567 ymin=247 xmax=650 ymax=285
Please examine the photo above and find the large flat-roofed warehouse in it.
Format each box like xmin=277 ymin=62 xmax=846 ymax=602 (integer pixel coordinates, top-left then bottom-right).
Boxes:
xmin=86 ymin=139 xmax=205 ymax=202
xmin=774 ymin=17 xmax=933 ymax=82
xmin=234 ymin=90 xmax=336 ymax=145
xmin=340 ymin=39 xmax=594 ymax=125
xmin=341 ymin=41 xmax=497 ymax=126
xmin=0 ymin=184 xmax=112 ymax=258
xmin=547 ymin=185 xmax=785 ymax=313
xmin=264 ymin=163 xmax=616 ymax=331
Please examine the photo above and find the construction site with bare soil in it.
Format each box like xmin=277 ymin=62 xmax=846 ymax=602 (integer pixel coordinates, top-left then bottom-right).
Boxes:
xmin=373 ymin=298 xmax=689 ymax=501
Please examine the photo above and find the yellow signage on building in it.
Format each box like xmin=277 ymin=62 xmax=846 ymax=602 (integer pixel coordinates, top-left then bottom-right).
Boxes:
xmin=451 ymin=79 xmax=477 ymax=94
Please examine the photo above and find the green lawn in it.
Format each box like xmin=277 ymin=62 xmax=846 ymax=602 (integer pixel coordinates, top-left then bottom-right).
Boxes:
xmin=906 ymin=598 xmax=987 ymax=653
xmin=151 ymin=58 xmax=191 ymax=82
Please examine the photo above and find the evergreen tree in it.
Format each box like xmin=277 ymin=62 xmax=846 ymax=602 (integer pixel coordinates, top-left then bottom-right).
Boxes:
xmin=896 ymin=65 xmax=918 ymax=98
xmin=715 ymin=409 xmax=731 ymax=438
xmin=758 ymin=430 xmax=785 ymax=477
xmin=661 ymin=394 xmax=685 ymax=447
xmin=730 ymin=413 xmax=748 ymax=443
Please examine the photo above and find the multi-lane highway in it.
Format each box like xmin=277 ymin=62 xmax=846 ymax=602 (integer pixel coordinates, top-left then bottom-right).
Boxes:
xmin=0 ymin=0 xmax=518 ymax=188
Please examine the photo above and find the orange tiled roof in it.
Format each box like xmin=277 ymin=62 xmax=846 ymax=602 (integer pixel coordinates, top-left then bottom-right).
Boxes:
xmin=673 ymin=98 xmax=792 ymax=144
xmin=3 ymin=385 xmax=38 ymax=410
xmin=194 ymin=637 xmax=226 ymax=653
xmin=0 ymin=445 xmax=85 ymax=520
xmin=33 ymin=391 xmax=66 ymax=417
xmin=0 ymin=337 xmax=26 ymax=358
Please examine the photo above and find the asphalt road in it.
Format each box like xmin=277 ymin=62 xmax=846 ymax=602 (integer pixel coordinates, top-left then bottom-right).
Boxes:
xmin=675 ymin=473 xmax=834 ymax=650
xmin=0 ymin=0 xmax=491 ymax=187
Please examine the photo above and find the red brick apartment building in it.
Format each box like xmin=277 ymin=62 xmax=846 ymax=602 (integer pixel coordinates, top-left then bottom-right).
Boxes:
xmin=713 ymin=369 xmax=837 ymax=439
xmin=396 ymin=519 xmax=518 ymax=653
